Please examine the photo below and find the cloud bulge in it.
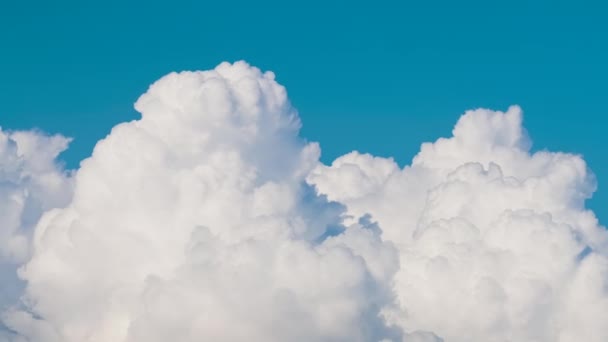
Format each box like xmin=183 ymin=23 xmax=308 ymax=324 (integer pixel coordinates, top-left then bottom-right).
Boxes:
xmin=0 ymin=61 xmax=606 ymax=342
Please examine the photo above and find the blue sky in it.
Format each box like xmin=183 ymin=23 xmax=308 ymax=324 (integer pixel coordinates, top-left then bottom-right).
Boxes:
xmin=0 ymin=0 xmax=606 ymax=223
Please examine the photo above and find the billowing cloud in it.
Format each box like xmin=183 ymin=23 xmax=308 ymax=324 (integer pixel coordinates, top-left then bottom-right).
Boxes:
xmin=309 ymin=107 xmax=608 ymax=341
xmin=0 ymin=62 xmax=606 ymax=342
xmin=0 ymin=129 xmax=72 ymax=315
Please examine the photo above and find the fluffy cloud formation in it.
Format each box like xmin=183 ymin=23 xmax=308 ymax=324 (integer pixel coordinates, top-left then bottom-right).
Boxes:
xmin=309 ymin=107 xmax=608 ymax=341
xmin=0 ymin=129 xmax=72 ymax=316
xmin=1 ymin=62 xmax=403 ymax=342
xmin=0 ymin=62 xmax=606 ymax=342
xmin=0 ymin=129 xmax=72 ymax=263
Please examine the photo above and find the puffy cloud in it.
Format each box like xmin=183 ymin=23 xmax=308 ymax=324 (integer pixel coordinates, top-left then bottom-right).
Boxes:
xmin=310 ymin=106 xmax=608 ymax=341
xmin=0 ymin=129 xmax=72 ymax=341
xmin=0 ymin=129 xmax=72 ymax=310
xmin=1 ymin=62 xmax=400 ymax=342
xmin=0 ymin=62 xmax=606 ymax=342
xmin=0 ymin=129 xmax=72 ymax=263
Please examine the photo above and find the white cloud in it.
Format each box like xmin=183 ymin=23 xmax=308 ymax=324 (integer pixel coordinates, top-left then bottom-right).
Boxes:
xmin=310 ymin=106 xmax=608 ymax=341
xmin=0 ymin=129 xmax=72 ymax=263
xmin=0 ymin=129 xmax=72 ymax=341
xmin=0 ymin=129 xmax=72 ymax=309
xmin=0 ymin=62 xmax=606 ymax=342
xmin=1 ymin=62 xmax=400 ymax=342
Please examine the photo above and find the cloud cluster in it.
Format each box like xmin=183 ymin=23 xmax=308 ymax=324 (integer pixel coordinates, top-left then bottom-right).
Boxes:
xmin=1 ymin=62 xmax=606 ymax=342
xmin=0 ymin=129 xmax=72 ymax=315
xmin=310 ymin=106 xmax=608 ymax=341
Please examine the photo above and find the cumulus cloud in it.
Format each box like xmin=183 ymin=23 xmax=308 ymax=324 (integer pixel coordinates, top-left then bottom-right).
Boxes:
xmin=0 ymin=129 xmax=72 ymax=311
xmin=310 ymin=106 xmax=608 ymax=341
xmin=0 ymin=61 xmax=606 ymax=342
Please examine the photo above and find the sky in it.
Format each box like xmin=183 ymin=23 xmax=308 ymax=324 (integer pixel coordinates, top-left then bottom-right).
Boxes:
xmin=1 ymin=2 xmax=608 ymax=341
xmin=0 ymin=0 xmax=606 ymax=222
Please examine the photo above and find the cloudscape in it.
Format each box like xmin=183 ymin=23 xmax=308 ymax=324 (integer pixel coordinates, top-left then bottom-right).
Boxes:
xmin=1 ymin=62 xmax=607 ymax=342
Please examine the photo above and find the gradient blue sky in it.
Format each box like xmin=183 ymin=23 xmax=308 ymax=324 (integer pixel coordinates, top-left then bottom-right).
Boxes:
xmin=1 ymin=0 xmax=606 ymax=222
